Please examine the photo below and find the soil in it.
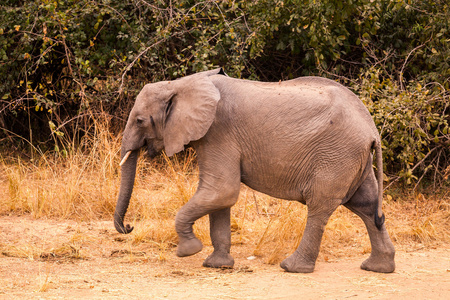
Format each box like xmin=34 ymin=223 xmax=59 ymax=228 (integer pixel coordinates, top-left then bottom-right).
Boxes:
xmin=0 ymin=216 xmax=449 ymax=299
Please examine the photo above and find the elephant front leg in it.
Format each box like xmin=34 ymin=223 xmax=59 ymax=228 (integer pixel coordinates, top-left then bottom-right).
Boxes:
xmin=174 ymin=147 xmax=241 ymax=262
xmin=175 ymin=203 xmax=204 ymax=257
xmin=175 ymin=184 xmax=240 ymax=259
xmin=203 ymin=207 xmax=235 ymax=268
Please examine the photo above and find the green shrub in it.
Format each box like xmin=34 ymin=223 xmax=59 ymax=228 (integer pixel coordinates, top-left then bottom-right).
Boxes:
xmin=355 ymin=67 xmax=449 ymax=186
xmin=0 ymin=0 xmax=250 ymax=147
xmin=0 ymin=0 xmax=449 ymax=186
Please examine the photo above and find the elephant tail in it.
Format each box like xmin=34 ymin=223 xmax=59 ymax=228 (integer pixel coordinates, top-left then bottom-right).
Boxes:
xmin=374 ymin=140 xmax=385 ymax=230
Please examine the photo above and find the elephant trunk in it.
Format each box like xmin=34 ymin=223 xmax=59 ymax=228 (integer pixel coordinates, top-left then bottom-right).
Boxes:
xmin=114 ymin=149 xmax=139 ymax=234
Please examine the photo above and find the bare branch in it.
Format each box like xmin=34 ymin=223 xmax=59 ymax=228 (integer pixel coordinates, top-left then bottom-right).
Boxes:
xmin=399 ymin=38 xmax=432 ymax=90
xmin=385 ymin=146 xmax=440 ymax=190
xmin=118 ymin=36 xmax=178 ymax=94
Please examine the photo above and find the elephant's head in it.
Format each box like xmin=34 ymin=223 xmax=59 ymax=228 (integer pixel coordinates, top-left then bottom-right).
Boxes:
xmin=114 ymin=68 xmax=224 ymax=234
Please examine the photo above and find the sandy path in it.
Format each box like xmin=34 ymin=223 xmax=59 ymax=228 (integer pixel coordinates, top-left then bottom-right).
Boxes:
xmin=0 ymin=217 xmax=449 ymax=299
xmin=1 ymin=249 xmax=449 ymax=299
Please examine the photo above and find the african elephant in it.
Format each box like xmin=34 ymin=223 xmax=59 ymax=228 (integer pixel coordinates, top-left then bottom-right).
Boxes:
xmin=114 ymin=68 xmax=395 ymax=273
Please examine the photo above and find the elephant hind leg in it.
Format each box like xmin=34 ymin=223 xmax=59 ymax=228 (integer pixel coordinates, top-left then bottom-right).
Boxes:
xmin=344 ymin=170 xmax=395 ymax=273
xmin=280 ymin=198 xmax=341 ymax=273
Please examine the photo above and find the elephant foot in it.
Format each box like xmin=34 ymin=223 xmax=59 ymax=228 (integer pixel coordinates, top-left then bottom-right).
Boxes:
xmin=203 ymin=251 xmax=234 ymax=269
xmin=280 ymin=252 xmax=315 ymax=273
xmin=360 ymin=253 xmax=395 ymax=273
xmin=176 ymin=237 xmax=203 ymax=257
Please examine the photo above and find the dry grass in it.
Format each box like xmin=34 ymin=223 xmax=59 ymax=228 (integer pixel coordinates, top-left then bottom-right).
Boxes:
xmin=385 ymin=192 xmax=450 ymax=249
xmin=0 ymin=119 xmax=449 ymax=265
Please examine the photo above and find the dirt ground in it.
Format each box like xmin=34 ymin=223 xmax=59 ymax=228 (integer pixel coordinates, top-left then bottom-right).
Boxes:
xmin=0 ymin=216 xmax=449 ymax=300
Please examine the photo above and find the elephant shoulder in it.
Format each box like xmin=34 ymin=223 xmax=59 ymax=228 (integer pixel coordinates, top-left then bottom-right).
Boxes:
xmin=295 ymin=77 xmax=365 ymax=106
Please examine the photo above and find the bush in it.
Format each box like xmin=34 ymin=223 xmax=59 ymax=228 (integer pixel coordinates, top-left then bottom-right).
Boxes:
xmin=0 ymin=0 xmax=251 ymax=148
xmin=0 ymin=0 xmax=449 ymax=186
xmin=355 ymin=67 xmax=449 ymax=187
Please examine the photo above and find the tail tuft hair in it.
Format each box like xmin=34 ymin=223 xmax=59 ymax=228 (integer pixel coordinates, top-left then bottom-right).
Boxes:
xmin=375 ymin=213 xmax=385 ymax=230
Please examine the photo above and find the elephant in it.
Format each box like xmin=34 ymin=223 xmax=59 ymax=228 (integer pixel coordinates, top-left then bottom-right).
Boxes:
xmin=114 ymin=68 xmax=395 ymax=273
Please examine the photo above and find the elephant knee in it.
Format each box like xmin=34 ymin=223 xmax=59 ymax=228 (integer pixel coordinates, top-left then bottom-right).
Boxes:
xmin=174 ymin=209 xmax=195 ymax=236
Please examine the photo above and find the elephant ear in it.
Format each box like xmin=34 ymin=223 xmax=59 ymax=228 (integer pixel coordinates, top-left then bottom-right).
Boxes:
xmin=163 ymin=75 xmax=220 ymax=156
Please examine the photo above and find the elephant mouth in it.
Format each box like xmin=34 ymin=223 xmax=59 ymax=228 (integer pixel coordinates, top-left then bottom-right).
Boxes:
xmin=145 ymin=140 xmax=158 ymax=159
xmin=120 ymin=140 xmax=158 ymax=166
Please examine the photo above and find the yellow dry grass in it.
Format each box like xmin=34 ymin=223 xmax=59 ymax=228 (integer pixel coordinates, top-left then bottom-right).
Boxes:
xmin=0 ymin=120 xmax=449 ymax=264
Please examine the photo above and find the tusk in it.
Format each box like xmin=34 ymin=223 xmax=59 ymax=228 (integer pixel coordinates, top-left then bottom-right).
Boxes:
xmin=119 ymin=151 xmax=132 ymax=166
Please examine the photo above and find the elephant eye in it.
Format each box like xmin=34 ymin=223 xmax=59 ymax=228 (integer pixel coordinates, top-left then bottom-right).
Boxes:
xmin=136 ymin=117 xmax=145 ymax=126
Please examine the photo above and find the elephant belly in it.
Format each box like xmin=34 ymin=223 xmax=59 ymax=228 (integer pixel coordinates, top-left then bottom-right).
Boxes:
xmin=239 ymin=159 xmax=309 ymax=201
xmin=238 ymin=142 xmax=365 ymax=204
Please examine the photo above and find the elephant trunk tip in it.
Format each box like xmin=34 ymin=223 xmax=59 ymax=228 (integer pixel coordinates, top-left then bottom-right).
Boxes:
xmin=114 ymin=221 xmax=134 ymax=234
xmin=114 ymin=213 xmax=134 ymax=234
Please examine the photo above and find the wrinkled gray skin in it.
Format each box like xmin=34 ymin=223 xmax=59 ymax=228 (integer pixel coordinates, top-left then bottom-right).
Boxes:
xmin=114 ymin=68 xmax=395 ymax=273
